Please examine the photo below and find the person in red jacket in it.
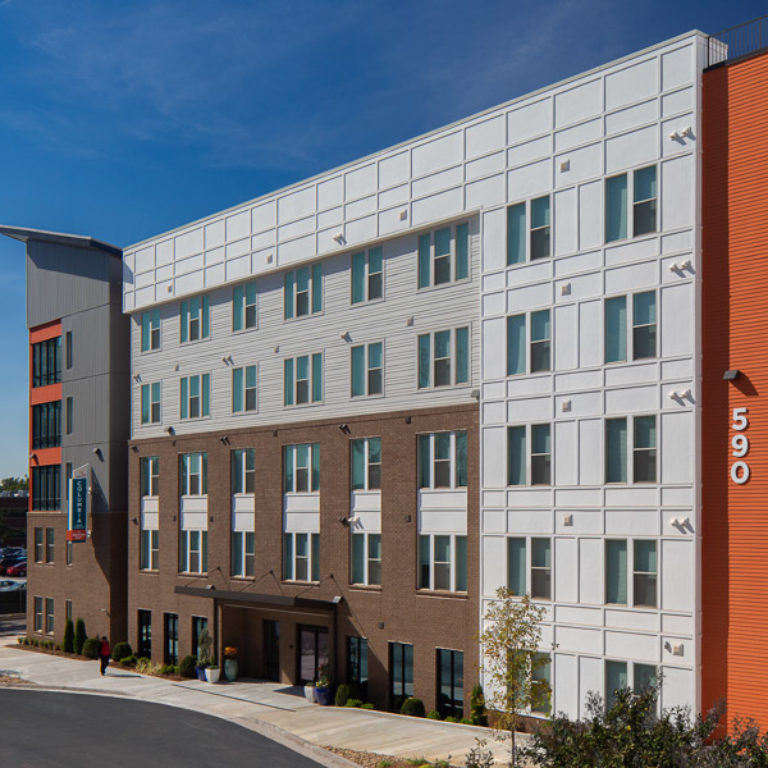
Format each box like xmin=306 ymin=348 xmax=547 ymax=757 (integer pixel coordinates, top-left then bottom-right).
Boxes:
xmin=99 ymin=636 xmax=111 ymax=676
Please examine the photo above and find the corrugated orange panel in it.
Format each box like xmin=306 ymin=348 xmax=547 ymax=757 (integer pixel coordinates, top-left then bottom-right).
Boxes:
xmin=703 ymin=51 xmax=768 ymax=732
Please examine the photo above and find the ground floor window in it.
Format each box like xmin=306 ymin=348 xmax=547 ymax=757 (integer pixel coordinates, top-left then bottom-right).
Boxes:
xmin=164 ymin=612 xmax=178 ymax=665
xmin=347 ymin=636 xmax=368 ymax=699
xmin=437 ymin=648 xmax=463 ymax=719
xmin=45 ymin=598 xmax=54 ymax=634
xmin=138 ymin=610 xmax=152 ymax=658
xmin=263 ymin=620 xmax=280 ymax=682
xmin=389 ymin=641 xmax=414 ymax=710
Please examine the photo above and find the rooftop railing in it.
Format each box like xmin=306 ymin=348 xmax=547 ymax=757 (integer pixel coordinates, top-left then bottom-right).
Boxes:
xmin=708 ymin=15 xmax=768 ymax=68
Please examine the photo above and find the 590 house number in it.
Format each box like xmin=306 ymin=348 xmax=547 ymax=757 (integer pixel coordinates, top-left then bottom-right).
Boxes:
xmin=731 ymin=407 xmax=750 ymax=485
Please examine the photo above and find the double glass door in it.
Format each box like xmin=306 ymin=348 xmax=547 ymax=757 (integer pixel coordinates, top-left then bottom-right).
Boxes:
xmin=298 ymin=625 xmax=328 ymax=684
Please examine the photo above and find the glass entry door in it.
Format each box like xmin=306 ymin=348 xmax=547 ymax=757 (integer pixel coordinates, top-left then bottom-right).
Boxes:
xmin=298 ymin=624 xmax=329 ymax=684
xmin=263 ymin=619 xmax=280 ymax=682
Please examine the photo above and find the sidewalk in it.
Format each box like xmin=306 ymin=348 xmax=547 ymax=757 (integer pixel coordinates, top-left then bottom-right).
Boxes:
xmin=0 ymin=642 xmax=510 ymax=767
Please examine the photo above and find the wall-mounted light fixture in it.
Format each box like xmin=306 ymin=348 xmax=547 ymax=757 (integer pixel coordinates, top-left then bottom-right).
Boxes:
xmin=332 ymin=232 xmax=346 ymax=245
xmin=339 ymin=423 xmax=351 ymax=434
xmin=166 ymin=426 xmax=175 ymax=435
xmin=220 ymin=436 xmax=230 ymax=445
xmin=723 ymin=369 xmax=740 ymax=381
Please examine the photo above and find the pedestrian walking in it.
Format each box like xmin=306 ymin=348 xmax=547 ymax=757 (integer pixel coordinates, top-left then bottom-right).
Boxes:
xmin=99 ymin=636 xmax=111 ymax=676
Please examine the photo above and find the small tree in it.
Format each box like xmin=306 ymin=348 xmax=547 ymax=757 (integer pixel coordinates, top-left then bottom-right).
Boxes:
xmin=479 ymin=588 xmax=550 ymax=767
xmin=62 ymin=619 xmax=74 ymax=653
xmin=74 ymin=618 xmax=87 ymax=655
xmin=470 ymin=683 xmax=489 ymax=726
xmin=197 ymin=628 xmax=212 ymax=665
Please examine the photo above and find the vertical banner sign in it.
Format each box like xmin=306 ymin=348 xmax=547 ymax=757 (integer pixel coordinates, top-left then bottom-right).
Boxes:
xmin=67 ymin=464 xmax=89 ymax=542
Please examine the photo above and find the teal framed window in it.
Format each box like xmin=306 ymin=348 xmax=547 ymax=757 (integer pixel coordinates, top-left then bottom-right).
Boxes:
xmin=141 ymin=310 xmax=160 ymax=352
xmin=507 ymin=196 xmax=550 ymax=263
xmin=140 ymin=456 xmax=159 ymax=497
xmin=179 ymin=453 xmax=207 ymax=496
xmin=141 ymin=382 xmax=161 ymax=424
xmin=418 ymin=534 xmax=467 ymax=592
xmin=351 ymin=342 xmax=383 ymax=397
xmin=417 ymin=326 xmax=469 ymax=389
xmin=632 ymin=291 xmax=656 ymax=360
xmin=417 ymin=222 xmax=469 ymax=289
xmin=605 ymin=174 xmax=628 ymax=242
xmin=283 ymin=443 xmax=320 ymax=493
xmin=605 ymin=418 xmax=627 ymax=483
xmin=606 ymin=165 xmax=657 ymax=244
xmin=605 ymin=539 xmax=627 ymax=604
xmin=351 ymin=532 xmax=381 ymax=586
xmin=180 ymin=374 xmax=210 ymax=419
xmin=531 ymin=538 xmax=551 ymax=599
xmin=231 ymin=448 xmax=255 ymax=494
xmin=633 ymin=415 xmax=656 ymax=483
xmin=140 ymin=529 xmax=159 ymax=570
xmin=605 ymin=296 xmax=627 ymax=363
xmin=633 ymin=166 xmax=657 ymax=236
xmin=180 ymin=296 xmax=209 ymax=343
xmin=531 ymin=652 xmax=552 ymax=714
xmin=233 ymin=282 xmax=257 ymax=331
xmin=606 ymin=660 xmax=628 ymax=708
xmin=284 ymin=264 xmax=322 ymax=319
xmin=179 ymin=529 xmax=207 ymax=574
xmin=351 ymin=247 xmax=383 ymax=304
xmin=232 ymin=365 xmax=258 ymax=413
xmin=282 ymin=532 xmax=320 ymax=581
xmin=284 ymin=353 xmax=322 ymax=405
xmin=530 ymin=196 xmax=551 ymax=260
xmin=633 ymin=540 xmax=657 ymax=607
xmin=507 ymin=537 xmax=526 ymax=595
xmin=606 ymin=291 xmax=656 ymax=363
xmin=418 ymin=431 xmax=467 ymax=489
xmin=351 ymin=437 xmax=381 ymax=491
xmin=508 ymin=424 xmax=550 ymax=486
xmin=231 ymin=531 xmax=255 ymax=577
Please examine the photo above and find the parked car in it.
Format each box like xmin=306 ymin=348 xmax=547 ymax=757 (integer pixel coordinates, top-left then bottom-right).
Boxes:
xmin=0 ymin=556 xmax=25 ymax=575
xmin=0 ymin=579 xmax=25 ymax=592
xmin=5 ymin=562 xmax=26 ymax=577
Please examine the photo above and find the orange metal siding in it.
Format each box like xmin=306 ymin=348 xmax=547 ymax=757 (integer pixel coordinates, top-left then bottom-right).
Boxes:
xmin=703 ymin=52 xmax=768 ymax=729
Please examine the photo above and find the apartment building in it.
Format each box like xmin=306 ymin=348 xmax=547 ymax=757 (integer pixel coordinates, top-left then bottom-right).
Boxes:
xmin=0 ymin=226 xmax=130 ymax=645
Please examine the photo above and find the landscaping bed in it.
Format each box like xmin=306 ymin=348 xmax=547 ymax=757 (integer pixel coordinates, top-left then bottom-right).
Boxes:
xmin=325 ymin=747 xmax=454 ymax=768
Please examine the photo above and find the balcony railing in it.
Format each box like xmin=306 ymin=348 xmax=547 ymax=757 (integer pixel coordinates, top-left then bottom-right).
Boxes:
xmin=708 ymin=15 xmax=768 ymax=68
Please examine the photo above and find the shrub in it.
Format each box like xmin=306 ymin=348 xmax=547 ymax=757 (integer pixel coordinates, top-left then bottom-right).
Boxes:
xmin=135 ymin=657 xmax=154 ymax=675
xmin=470 ymin=683 xmax=488 ymax=727
xmin=465 ymin=741 xmax=495 ymax=768
xmin=120 ymin=655 xmax=137 ymax=667
xmin=345 ymin=698 xmax=363 ymax=708
xmin=361 ymin=702 xmax=374 ymax=709
xmin=334 ymin=684 xmax=351 ymax=707
xmin=445 ymin=715 xmax=459 ymax=723
xmin=461 ymin=718 xmax=472 ymax=725
xmin=74 ymin=619 xmax=87 ymax=655
xmin=158 ymin=664 xmax=174 ymax=676
xmin=81 ymin=637 xmax=100 ymax=659
xmin=111 ymin=641 xmax=132 ymax=661
xmin=62 ymin=619 xmax=74 ymax=653
xmin=401 ymin=697 xmax=426 ymax=717
xmin=179 ymin=655 xmax=197 ymax=679
xmin=427 ymin=710 xmax=441 ymax=720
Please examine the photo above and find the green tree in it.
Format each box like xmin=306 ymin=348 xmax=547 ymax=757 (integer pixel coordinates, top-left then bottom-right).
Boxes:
xmin=479 ymin=588 xmax=550 ymax=766
xmin=0 ymin=477 xmax=28 ymax=492
xmin=74 ymin=618 xmax=87 ymax=655
xmin=62 ymin=619 xmax=74 ymax=653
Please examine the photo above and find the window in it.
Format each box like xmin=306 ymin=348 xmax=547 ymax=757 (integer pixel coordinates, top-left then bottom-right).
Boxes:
xmin=418 ymin=327 xmax=469 ymax=388
xmin=179 ymin=529 xmax=208 ymax=574
xmin=605 ymin=165 xmax=657 ymax=243
xmin=164 ymin=613 xmax=178 ymax=665
xmin=32 ymin=402 xmax=61 ymax=449
xmin=351 ymin=437 xmax=381 ymax=491
xmin=351 ymin=342 xmax=383 ymax=397
xmin=138 ymin=610 xmax=152 ymax=658
xmin=389 ymin=642 xmax=414 ymax=707
xmin=32 ymin=466 xmax=60 ymax=511
xmin=179 ymin=453 xmax=207 ymax=496
xmin=605 ymin=539 xmax=657 ymax=608
xmin=66 ymin=540 xmax=73 ymax=565
xmin=34 ymin=527 xmax=43 ymax=562
xmin=65 ymin=331 xmax=73 ymax=369
xmin=233 ymin=282 xmax=257 ymax=331
xmin=507 ymin=424 xmax=551 ymax=486
xmin=418 ymin=534 xmax=467 ymax=591
xmin=604 ymin=291 xmax=656 ymax=363
xmin=507 ymin=196 xmax=551 ymax=264
xmin=45 ymin=597 xmax=54 ymax=634
xmin=180 ymin=374 xmax=210 ymax=419
xmin=351 ymin=532 xmax=381 ymax=586
xmin=141 ymin=382 xmax=161 ymax=424
xmin=284 ymin=264 xmax=322 ymax=319
xmin=180 ymin=296 xmax=209 ymax=343
xmin=32 ymin=337 xmax=61 ymax=387
xmin=65 ymin=599 xmax=72 ymax=622
xmin=417 ymin=222 xmax=469 ymax=289
xmin=140 ymin=457 xmax=159 ymax=497
xmin=140 ymin=529 xmax=159 ymax=570
xmin=605 ymin=416 xmax=656 ymax=484
xmin=45 ymin=528 xmax=54 ymax=563
xmin=418 ymin=431 xmax=467 ymax=489
xmin=232 ymin=449 xmax=255 ymax=494
xmin=34 ymin=596 xmax=43 ymax=632
xmin=233 ymin=365 xmax=258 ymax=412
xmin=192 ymin=617 xmax=208 ymax=660
xmin=282 ymin=532 xmax=319 ymax=581
xmin=65 ymin=397 xmax=73 ymax=435
xmin=605 ymin=660 xmax=657 ymax=708
xmin=347 ymin=636 xmax=368 ymax=699
xmin=507 ymin=310 xmax=551 ymax=375
xmin=437 ymin=649 xmax=464 ymax=719
xmin=141 ymin=310 xmax=160 ymax=351
xmin=351 ymin=247 xmax=383 ymax=304
xmin=284 ymin=353 xmax=322 ymax=405
xmin=634 ymin=663 xmax=657 ymax=693
xmin=531 ymin=652 xmax=552 ymax=714
xmin=231 ymin=531 xmax=255 ymax=577
xmin=507 ymin=537 xmax=551 ymax=599
xmin=283 ymin=444 xmax=319 ymax=493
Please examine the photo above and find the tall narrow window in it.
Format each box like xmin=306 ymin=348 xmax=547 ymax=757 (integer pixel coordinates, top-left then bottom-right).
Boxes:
xmin=231 ymin=531 xmax=255 ymax=577
xmin=351 ymin=438 xmax=381 ymax=491
xmin=34 ymin=596 xmax=43 ymax=632
xmin=140 ymin=528 xmax=159 ymax=570
xmin=437 ymin=649 xmax=464 ymax=719
xmin=180 ymin=453 xmax=207 ymax=496
xmin=389 ymin=642 xmax=414 ymax=705
xmin=45 ymin=528 xmax=55 ymax=563
xmin=65 ymin=331 xmax=73 ymax=369
xmin=231 ymin=448 xmax=255 ymax=494
xmin=66 ymin=397 xmax=73 ymax=435
xmin=232 ymin=365 xmax=258 ymax=413
xmin=233 ymin=282 xmax=257 ymax=331
xmin=284 ymin=264 xmax=322 ymax=319
xmin=606 ymin=660 xmax=628 ymax=708
xmin=138 ymin=610 xmax=152 ymax=658
xmin=605 ymin=418 xmax=627 ymax=483
xmin=351 ymin=532 xmax=381 ymax=586
xmin=530 ymin=196 xmax=551 ymax=260
xmin=284 ymin=354 xmax=322 ymax=405
xmin=633 ymin=415 xmax=656 ymax=483
xmin=531 ymin=653 xmax=552 ymax=714
xmin=531 ymin=538 xmax=551 ymax=599
xmin=351 ymin=343 xmax=383 ymax=397
xmin=507 ymin=315 xmax=525 ymax=376
xmin=605 ymin=174 xmax=628 ymax=242
xmin=141 ymin=310 xmax=160 ymax=351
xmin=507 ymin=538 xmax=526 ymax=596
xmin=530 ymin=310 xmax=551 ymax=372
xmin=605 ymin=540 xmax=628 ymax=604
xmin=632 ymin=292 xmax=656 ymax=360
xmin=507 ymin=202 xmax=526 ymax=265
xmin=605 ymin=296 xmax=627 ymax=363
xmin=140 ymin=456 xmax=159 ymax=497
xmin=141 ymin=382 xmax=161 ymax=424
xmin=507 ymin=426 xmax=526 ymax=486
xmin=282 ymin=532 xmax=320 ymax=581
xmin=633 ymin=166 xmax=657 ymax=236
xmin=347 ymin=637 xmax=369 ymax=699
xmin=180 ymin=296 xmax=209 ymax=343
xmin=34 ymin=527 xmax=43 ymax=562
xmin=45 ymin=598 xmax=54 ymax=634
xmin=633 ymin=540 xmax=657 ymax=608
xmin=530 ymin=424 xmax=551 ymax=485
xmin=179 ymin=529 xmax=207 ymax=574
xmin=180 ymin=374 xmax=210 ymax=419
xmin=351 ymin=247 xmax=384 ymax=304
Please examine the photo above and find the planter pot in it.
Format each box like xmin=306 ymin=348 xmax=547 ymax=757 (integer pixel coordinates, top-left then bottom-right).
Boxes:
xmin=223 ymin=658 xmax=238 ymax=682
xmin=195 ymin=666 xmax=207 ymax=681
xmin=304 ymin=684 xmax=317 ymax=703
xmin=205 ymin=667 xmax=220 ymax=683
xmin=315 ymin=686 xmax=332 ymax=706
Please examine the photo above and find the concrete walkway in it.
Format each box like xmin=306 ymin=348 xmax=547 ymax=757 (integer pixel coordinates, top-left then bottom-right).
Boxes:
xmin=0 ymin=642 xmax=512 ymax=766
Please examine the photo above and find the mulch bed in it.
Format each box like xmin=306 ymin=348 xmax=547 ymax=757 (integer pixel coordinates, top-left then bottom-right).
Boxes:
xmin=325 ymin=747 xmax=454 ymax=767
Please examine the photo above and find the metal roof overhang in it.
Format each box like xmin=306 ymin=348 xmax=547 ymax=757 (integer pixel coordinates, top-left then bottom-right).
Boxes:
xmin=0 ymin=225 xmax=121 ymax=256
xmin=174 ymin=585 xmax=340 ymax=611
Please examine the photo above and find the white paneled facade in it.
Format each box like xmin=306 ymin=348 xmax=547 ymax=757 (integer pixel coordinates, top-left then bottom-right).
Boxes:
xmin=123 ymin=30 xmax=708 ymax=717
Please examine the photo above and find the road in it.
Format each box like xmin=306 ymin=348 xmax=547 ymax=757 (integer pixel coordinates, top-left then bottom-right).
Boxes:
xmin=0 ymin=688 xmax=326 ymax=767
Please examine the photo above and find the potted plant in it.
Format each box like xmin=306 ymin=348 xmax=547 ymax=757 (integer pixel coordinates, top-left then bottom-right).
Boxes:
xmin=196 ymin=629 xmax=212 ymax=681
xmin=204 ymin=663 xmax=220 ymax=683
xmin=315 ymin=666 xmax=332 ymax=706
xmin=223 ymin=646 xmax=238 ymax=682
xmin=195 ymin=657 xmax=209 ymax=681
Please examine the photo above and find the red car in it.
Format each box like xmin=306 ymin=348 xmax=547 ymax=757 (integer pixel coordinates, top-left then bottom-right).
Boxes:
xmin=5 ymin=561 xmax=26 ymax=577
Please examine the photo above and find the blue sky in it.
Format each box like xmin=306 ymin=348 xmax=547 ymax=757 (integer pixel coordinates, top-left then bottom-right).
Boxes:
xmin=0 ymin=0 xmax=763 ymax=476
